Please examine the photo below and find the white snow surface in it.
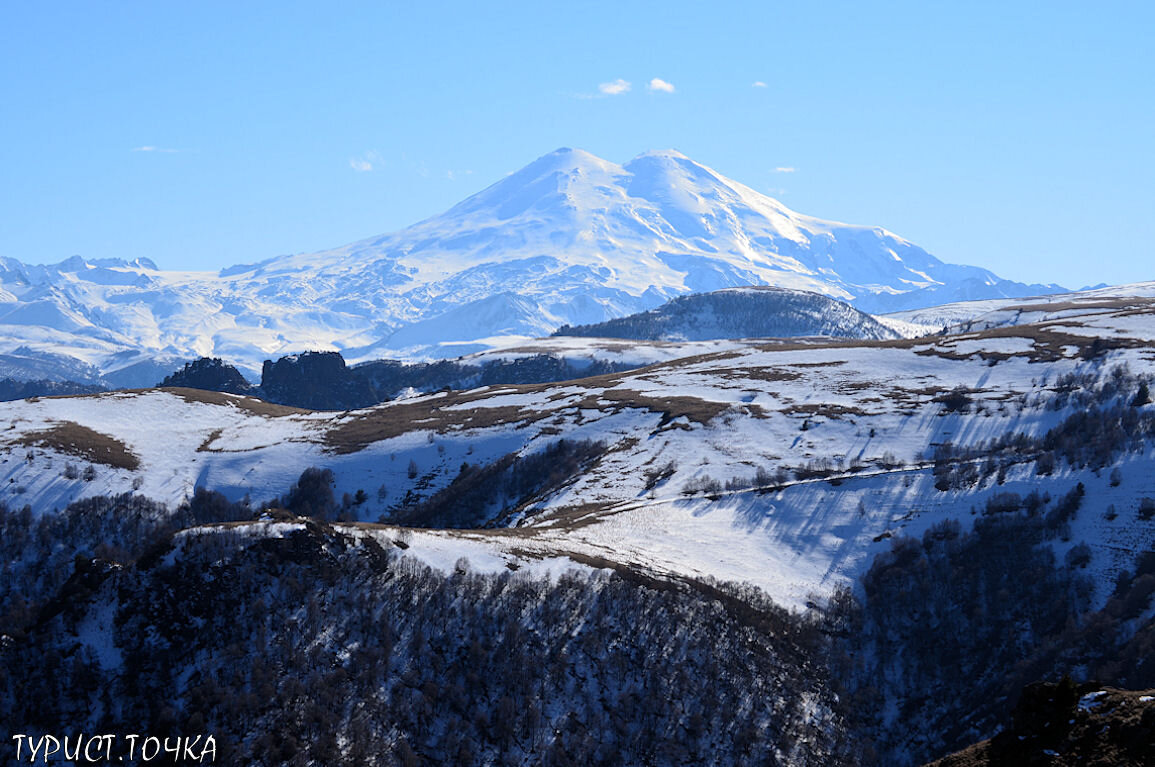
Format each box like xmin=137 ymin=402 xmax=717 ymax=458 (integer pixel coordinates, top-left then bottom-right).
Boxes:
xmin=0 ymin=149 xmax=1060 ymax=377
xmin=883 ymin=281 xmax=1155 ymax=334
xmin=3 ymin=298 xmax=1155 ymax=610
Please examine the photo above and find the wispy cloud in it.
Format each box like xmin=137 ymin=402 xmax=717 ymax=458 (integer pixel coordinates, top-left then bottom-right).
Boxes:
xmin=598 ymin=78 xmax=631 ymax=95
xmin=773 ymin=166 xmax=796 ymax=173
xmin=132 ymin=146 xmax=180 ymax=153
xmin=446 ymin=169 xmax=474 ymax=181
xmin=349 ymin=150 xmax=383 ymax=173
xmin=647 ymin=78 xmax=675 ymax=93
xmin=752 ymin=81 xmax=768 ymax=88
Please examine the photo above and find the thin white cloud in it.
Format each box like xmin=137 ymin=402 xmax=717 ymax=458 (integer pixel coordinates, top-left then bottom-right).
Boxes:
xmin=648 ymin=78 xmax=675 ymax=93
xmin=773 ymin=166 xmax=796 ymax=173
xmin=752 ymin=81 xmax=768 ymax=88
xmin=349 ymin=150 xmax=383 ymax=173
xmin=132 ymin=146 xmax=180 ymax=153
xmin=598 ymin=78 xmax=631 ymax=95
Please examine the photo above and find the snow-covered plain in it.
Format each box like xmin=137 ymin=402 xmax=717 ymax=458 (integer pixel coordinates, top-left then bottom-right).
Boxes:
xmin=3 ymin=295 xmax=1154 ymax=609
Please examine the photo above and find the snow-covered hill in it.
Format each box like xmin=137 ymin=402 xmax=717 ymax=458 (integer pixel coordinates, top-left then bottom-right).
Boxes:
xmin=553 ymin=286 xmax=902 ymax=341
xmin=4 ymin=295 xmax=1153 ymax=611
xmin=0 ymin=149 xmax=1063 ymax=377
xmin=883 ymin=280 xmax=1155 ymax=334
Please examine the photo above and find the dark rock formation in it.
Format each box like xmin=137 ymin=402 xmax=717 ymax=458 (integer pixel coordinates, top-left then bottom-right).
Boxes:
xmin=160 ymin=357 xmax=253 ymax=395
xmin=927 ymin=681 xmax=1155 ymax=767
xmin=259 ymin=351 xmax=378 ymax=410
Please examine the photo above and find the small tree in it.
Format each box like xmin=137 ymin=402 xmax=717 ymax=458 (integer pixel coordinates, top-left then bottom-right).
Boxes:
xmin=937 ymin=386 xmax=972 ymax=413
xmin=407 ymin=459 xmax=418 ymax=479
xmin=1065 ymin=542 xmax=1092 ymax=569
xmin=1139 ymin=497 xmax=1155 ymax=521
xmin=285 ymin=467 xmax=336 ymax=519
xmin=1133 ymin=380 xmax=1151 ymax=407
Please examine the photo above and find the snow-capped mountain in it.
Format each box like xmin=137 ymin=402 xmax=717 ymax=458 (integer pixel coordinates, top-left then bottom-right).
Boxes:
xmin=0 ymin=149 xmax=1063 ymax=376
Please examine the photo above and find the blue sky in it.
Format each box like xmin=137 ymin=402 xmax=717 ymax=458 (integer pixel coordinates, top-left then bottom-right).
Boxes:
xmin=2 ymin=1 xmax=1152 ymax=289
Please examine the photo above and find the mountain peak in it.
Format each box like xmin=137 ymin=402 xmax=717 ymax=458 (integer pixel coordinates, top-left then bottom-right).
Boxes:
xmin=530 ymin=147 xmax=615 ymax=173
xmin=444 ymin=147 xmax=623 ymax=220
xmin=0 ymin=147 xmax=1065 ymax=368
xmin=630 ymin=148 xmax=691 ymax=162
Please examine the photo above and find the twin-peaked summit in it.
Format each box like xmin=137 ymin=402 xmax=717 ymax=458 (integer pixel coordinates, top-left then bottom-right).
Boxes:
xmin=0 ymin=148 xmax=1060 ymax=374
xmin=224 ymin=147 xmax=1059 ymax=353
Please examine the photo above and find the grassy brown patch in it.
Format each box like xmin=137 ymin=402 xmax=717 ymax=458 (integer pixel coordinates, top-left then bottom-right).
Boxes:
xmin=731 ymin=367 xmax=803 ymax=383
xmin=787 ymin=360 xmax=849 ymax=368
xmin=594 ymin=389 xmax=730 ymax=425
xmin=915 ymin=320 xmax=1154 ymax=364
xmin=15 ymin=421 xmax=140 ymax=470
xmin=999 ymin=297 xmax=1155 ymax=314
xmin=160 ymin=387 xmax=310 ymax=416
xmin=782 ymin=402 xmax=872 ymax=419
xmin=324 ymin=396 xmax=553 ymax=454
xmin=197 ymin=429 xmax=224 ymax=453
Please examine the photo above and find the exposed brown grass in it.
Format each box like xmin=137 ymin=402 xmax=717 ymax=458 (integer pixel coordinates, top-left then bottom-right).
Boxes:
xmin=15 ymin=421 xmax=140 ymax=470
xmin=729 ymin=367 xmax=803 ymax=383
xmin=787 ymin=360 xmax=849 ymax=368
xmin=783 ymin=402 xmax=873 ymax=419
xmin=323 ymin=374 xmax=734 ymax=453
xmin=915 ymin=323 xmax=1153 ymax=364
xmin=594 ymin=389 xmax=730 ymax=425
xmin=325 ymin=396 xmax=553 ymax=454
xmin=160 ymin=387 xmax=310 ymax=416
xmin=197 ymin=429 xmax=224 ymax=453
xmin=1000 ymin=297 xmax=1155 ymax=314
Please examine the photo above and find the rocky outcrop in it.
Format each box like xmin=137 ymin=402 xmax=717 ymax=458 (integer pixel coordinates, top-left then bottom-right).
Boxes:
xmin=160 ymin=357 xmax=253 ymax=395
xmin=259 ymin=351 xmax=379 ymax=410
xmin=927 ymin=681 xmax=1155 ymax=767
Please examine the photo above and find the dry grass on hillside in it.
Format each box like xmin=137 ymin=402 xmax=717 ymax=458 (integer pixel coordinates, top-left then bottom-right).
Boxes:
xmin=15 ymin=421 xmax=140 ymax=470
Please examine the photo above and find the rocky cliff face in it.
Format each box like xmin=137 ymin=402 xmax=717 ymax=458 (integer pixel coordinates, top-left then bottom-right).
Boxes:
xmin=160 ymin=357 xmax=254 ymax=395
xmin=927 ymin=682 xmax=1155 ymax=767
xmin=259 ymin=352 xmax=379 ymax=410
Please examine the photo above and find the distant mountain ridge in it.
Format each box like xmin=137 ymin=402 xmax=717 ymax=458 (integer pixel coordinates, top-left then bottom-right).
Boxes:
xmin=554 ymin=286 xmax=902 ymax=342
xmin=0 ymin=148 xmax=1063 ymax=377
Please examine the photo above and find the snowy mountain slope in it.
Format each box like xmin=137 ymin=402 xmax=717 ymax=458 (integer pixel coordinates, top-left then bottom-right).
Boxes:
xmin=553 ymin=286 xmax=902 ymax=341
xmin=0 ymin=149 xmax=1062 ymax=374
xmin=882 ymin=280 xmax=1155 ymax=334
xmin=3 ymin=297 xmax=1154 ymax=610
xmin=223 ymin=147 xmax=1062 ymax=352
